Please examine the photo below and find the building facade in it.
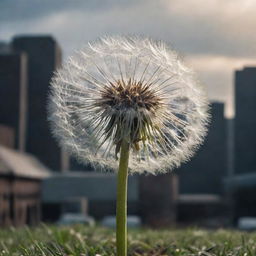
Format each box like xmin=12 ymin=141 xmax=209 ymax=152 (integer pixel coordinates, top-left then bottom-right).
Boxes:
xmin=235 ymin=67 xmax=256 ymax=174
xmin=178 ymin=102 xmax=227 ymax=195
xmin=12 ymin=36 xmax=64 ymax=170
xmin=0 ymin=52 xmax=27 ymax=151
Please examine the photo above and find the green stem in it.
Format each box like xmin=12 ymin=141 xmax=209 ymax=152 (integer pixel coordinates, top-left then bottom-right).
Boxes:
xmin=116 ymin=141 xmax=130 ymax=256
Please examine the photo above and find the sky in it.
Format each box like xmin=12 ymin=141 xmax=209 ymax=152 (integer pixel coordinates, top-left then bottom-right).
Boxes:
xmin=1 ymin=0 xmax=256 ymax=117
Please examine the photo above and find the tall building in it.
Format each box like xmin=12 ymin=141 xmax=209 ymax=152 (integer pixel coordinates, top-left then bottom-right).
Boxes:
xmin=235 ymin=67 xmax=256 ymax=174
xmin=12 ymin=36 xmax=64 ymax=170
xmin=226 ymin=67 xmax=256 ymax=221
xmin=178 ymin=102 xmax=227 ymax=195
xmin=0 ymin=51 xmax=27 ymax=151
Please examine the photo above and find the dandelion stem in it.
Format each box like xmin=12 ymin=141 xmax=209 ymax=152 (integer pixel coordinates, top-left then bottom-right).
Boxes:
xmin=116 ymin=140 xmax=130 ymax=256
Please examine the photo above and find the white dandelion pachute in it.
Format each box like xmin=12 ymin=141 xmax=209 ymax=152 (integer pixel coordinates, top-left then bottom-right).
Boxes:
xmin=48 ymin=36 xmax=210 ymax=174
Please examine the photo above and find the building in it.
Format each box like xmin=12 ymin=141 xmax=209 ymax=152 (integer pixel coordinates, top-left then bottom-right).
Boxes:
xmin=12 ymin=36 xmax=65 ymax=170
xmin=178 ymin=102 xmax=227 ymax=195
xmin=42 ymin=172 xmax=139 ymax=221
xmin=225 ymin=67 xmax=256 ymax=222
xmin=0 ymin=145 xmax=50 ymax=226
xmin=0 ymin=51 xmax=27 ymax=151
xmin=176 ymin=102 xmax=228 ymax=225
xmin=42 ymin=172 xmax=178 ymax=227
xmin=1 ymin=36 xmax=85 ymax=171
xmin=235 ymin=67 xmax=256 ymax=174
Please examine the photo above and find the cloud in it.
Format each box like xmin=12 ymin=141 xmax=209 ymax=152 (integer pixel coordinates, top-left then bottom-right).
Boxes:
xmin=1 ymin=0 xmax=255 ymax=58
xmin=1 ymin=0 xmax=256 ymax=117
xmin=0 ymin=0 xmax=139 ymax=22
xmin=163 ymin=0 xmax=256 ymax=57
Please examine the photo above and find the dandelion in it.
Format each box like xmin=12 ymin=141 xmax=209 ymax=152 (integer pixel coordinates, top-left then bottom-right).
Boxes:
xmin=48 ymin=36 xmax=209 ymax=256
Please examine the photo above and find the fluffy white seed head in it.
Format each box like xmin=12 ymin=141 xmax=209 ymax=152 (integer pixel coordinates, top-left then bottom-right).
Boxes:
xmin=48 ymin=36 xmax=210 ymax=174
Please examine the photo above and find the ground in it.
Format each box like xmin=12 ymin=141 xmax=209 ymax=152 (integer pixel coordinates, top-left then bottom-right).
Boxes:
xmin=0 ymin=225 xmax=255 ymax=256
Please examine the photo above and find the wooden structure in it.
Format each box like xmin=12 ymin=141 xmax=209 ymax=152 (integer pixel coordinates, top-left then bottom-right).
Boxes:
xmin=0 ymin=146 xmax=50 ymax=226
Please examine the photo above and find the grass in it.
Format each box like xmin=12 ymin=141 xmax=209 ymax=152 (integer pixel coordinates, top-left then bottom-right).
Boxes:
xmin=0 ymin=225 xmax=255 ymax=256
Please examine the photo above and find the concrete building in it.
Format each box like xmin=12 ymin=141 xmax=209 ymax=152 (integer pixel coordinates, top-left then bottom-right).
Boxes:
xmin=42 ymin=172 xmax=179 ymax=227
xmin=235 ymin=67 xmax=256 ymax=174
xmin=12 ymin=36 xmax=65 ymax=170
xmin=42 ymin=172 xmax=139 ymax=221
xmin=9 ymin=35 xmax=87 ymax=171
xmin=175 ymin=102 xmax=228 ymax=225
xmin=178 ymin=102 xmax=227 ymax=195
xmin=0 ymin=52 xmax=27 ymax=151
xmin=224 ymin=67 xmax=256 ymax=223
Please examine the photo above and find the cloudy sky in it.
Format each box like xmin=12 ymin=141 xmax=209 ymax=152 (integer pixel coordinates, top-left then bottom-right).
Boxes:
xmin=1 ymin=0 xmax=256 ymax=117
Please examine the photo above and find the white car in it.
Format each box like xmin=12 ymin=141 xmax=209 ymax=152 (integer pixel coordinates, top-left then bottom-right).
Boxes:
xmin=101 ymin=215 xmax=141 ymax=228
xmin=57 ymin=213 xmax=95 ymax=226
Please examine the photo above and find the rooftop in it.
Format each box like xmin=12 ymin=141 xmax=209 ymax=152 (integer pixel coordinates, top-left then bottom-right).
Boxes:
xmin=0 ymin=146 xmax=51 ymax=179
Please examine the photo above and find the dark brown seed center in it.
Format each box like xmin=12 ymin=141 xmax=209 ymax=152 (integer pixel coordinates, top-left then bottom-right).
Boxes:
xmin=98 ymin=79 xmax=162 ymax=111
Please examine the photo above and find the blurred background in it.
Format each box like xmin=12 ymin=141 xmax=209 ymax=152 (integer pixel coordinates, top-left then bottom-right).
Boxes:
xmin=0 ymin=0 xmax=256 ymax=229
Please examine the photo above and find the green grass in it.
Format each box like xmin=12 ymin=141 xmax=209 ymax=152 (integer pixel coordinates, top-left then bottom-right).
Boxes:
xmin=0 ymin=225 xmax=255 ymax=256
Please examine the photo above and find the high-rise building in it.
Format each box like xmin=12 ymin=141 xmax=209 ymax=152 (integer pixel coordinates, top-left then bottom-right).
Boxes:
xmin=0 ymin=52 xmax=27 ymax=151
xmin=235 ymin=67 xmax=256 ymax=174
xmin=178 ymin=102 xmax=227 ymax=195
xmin=12 ymin=36 xmax=64 ymax=170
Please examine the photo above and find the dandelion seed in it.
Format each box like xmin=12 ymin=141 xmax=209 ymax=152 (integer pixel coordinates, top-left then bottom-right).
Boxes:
xmin=48 ymin=36 xmax=209 ymax=174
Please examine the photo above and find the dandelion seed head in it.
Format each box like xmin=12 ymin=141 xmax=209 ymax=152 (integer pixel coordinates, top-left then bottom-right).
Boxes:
xmin=48 ymin=36 xmax=210 ymax=174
